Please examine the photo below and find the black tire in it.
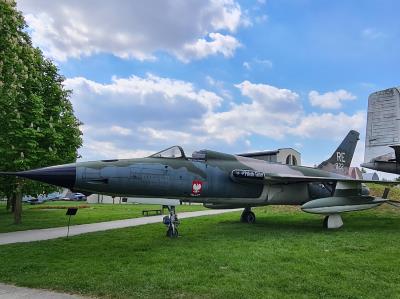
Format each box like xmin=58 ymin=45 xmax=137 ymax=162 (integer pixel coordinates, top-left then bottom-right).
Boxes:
xmin=240 ymin=213 xmax=246 ymax=222
xmin=243 ymin=211 xmax=256 ymax=224
xmin=166 ymin=227 xmax=179 ymax=238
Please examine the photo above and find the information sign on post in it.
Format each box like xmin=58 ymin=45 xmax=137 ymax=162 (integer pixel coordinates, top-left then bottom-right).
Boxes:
xmin=66 ymin=208 xmax=78 ymax=238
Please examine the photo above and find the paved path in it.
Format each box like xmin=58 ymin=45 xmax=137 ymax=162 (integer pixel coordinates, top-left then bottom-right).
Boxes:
xmin=0 ymin=283 xmax=85 ymax=299
xmin=0 ymin=209 xmax=240 ymax=245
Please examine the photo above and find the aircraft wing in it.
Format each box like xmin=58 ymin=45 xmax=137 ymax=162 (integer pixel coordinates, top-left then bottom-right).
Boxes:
xmin=262 ymin=173 xmax=397 ymax=184
xmin=230 ymin=169 xmax=397 ymax=185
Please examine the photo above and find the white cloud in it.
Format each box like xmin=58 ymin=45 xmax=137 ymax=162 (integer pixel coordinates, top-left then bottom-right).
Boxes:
xmin=177 ymin=33 xmax=241 ymax=62
xmin=66 ymin=74 xmax=225 ymax=160
xmin=18 ymin=0 xmax=245 ymax=62
xmin=205 ymin=76 xmax=233 ymax=99
xmin=210 ymin=0 xmax=242 ymax=32
xmin=289 ymin=111 xmax=366 ymax=138
xmin=203 ymin=81 xmax=302 ymax=142
xmin=82 ymin=139 xmax=154 ymax=160
xmin=236 ymin=80 xmax=298 ymax=109
xmin=68 ymin=75 xmax=365 ymax=160
xmin=65 ymin=74 xmax=223 ymax=114
xmin=242 ymin=58 xmax=272 ymax=70
xmin=254 ymin=58 xmax=272 ymax=68
xmin=138 ymin=127 xmax=208 ymax=145
xmin=243 ymin=61 xmax=251 ymax=70
xmin=110 ymin=126 xmax=132 ymax=136
xmin=308 ymin=89 xmax=356 ymax=109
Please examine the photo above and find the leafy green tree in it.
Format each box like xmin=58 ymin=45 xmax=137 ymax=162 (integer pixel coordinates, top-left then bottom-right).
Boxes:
xmin=0 ymin=0 xmax=82 ymax=223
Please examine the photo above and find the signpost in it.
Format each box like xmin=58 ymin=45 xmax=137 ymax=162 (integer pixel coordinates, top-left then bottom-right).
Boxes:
xmin=66 ymin=208 xmax=78 ymax=238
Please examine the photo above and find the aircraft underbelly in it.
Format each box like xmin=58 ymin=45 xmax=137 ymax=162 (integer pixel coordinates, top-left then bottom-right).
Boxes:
xmin=267 ymin=183 xmax=309 ymax=205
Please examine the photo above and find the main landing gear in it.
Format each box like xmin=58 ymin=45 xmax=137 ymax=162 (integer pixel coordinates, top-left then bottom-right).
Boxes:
xmin=163 ymin=206 xmax=180 ymax=238
xmin=241 ymin=207 xmax=256 ymax=224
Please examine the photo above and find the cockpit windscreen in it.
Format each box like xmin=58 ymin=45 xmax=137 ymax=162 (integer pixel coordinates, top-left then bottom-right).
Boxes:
xmin=149 ymin=146 xmax=186 ymax=158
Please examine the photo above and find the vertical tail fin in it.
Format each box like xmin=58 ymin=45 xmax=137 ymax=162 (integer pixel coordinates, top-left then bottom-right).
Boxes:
xmin=317 ymin=130 xmax=360 ymax=176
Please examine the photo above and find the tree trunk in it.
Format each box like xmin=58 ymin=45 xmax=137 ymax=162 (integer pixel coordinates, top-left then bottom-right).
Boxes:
xmin=14 ymin=185 xmax=22 ymax=224
xmin=6 ymin=195 xmax=11 ymax=211
xmin=11 ymin=193 xmax=16 ymax=213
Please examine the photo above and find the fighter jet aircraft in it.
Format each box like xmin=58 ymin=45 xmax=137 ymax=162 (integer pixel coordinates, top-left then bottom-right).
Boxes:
xmin=1 ymin=130 xmax=398 ymax=237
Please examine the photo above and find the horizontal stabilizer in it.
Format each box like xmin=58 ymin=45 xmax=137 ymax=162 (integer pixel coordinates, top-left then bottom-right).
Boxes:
xmin=387 ymin=200 xmax=400 ymax=208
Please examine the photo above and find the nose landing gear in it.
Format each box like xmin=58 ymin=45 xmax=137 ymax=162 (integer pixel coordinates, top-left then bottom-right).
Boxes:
xmin=163 ymin=206 xmax=180 ymax=238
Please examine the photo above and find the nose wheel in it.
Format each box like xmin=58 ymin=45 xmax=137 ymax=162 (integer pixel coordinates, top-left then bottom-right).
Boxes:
xmin=163 ymin=206 xmax=179 ymax=238
xmin=241 ymin=207 xmax=256 ymax=224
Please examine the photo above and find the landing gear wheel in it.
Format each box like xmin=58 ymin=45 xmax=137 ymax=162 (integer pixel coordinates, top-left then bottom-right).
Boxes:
xmin=241 ymin=211 xmax=256 ymax=224
xmin=164 ymin=206 xmax=180 ymax=238
xmin=245 ymin=211 xmax=256 ymax=224
xmin=166 ymin=227 xmax=179 ymax=238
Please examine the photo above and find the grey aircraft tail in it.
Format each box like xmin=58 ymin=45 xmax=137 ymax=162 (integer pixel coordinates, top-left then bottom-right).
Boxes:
xmin=317 ymin=130 xmax=360 ymax=176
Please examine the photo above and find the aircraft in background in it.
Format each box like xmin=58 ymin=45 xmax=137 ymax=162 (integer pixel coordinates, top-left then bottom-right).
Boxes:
xmin=362 ymin=145 xmax=400 ymax=174
xmin=1 ymin=130 xmax=398 ymax=237
xmin=361 ymin=87 xmax=400 ymax=175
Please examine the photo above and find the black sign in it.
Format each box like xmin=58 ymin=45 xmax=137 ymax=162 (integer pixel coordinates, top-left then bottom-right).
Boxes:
xmin=232 ymin=169 xmax=264 ymax=180
xmin=66 ymin=207 xmax=78 ymax=216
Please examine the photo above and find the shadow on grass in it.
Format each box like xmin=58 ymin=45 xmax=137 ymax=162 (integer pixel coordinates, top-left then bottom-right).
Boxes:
xmin=209 ymin=210 xmax=400 ymax=236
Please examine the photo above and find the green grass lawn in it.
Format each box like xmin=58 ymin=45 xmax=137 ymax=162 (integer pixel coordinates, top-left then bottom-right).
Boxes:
xmin=0 ymin=205 xmax=399 ymax=298
xmin=0 ymin=201 xmax=204 ymax=233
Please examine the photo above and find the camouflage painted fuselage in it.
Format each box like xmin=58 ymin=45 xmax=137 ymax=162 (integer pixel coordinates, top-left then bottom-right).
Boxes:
xmin=74 ymin=150 xmax=343 ymax=207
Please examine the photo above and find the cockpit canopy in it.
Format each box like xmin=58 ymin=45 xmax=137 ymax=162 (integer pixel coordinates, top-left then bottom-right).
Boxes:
xmin=149 ymin=146 xmax=207 ymax=160
xmin=149 ymin=146 xmax=186 ymax=159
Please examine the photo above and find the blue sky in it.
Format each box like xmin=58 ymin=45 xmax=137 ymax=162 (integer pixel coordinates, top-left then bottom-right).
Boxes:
xmin=17 ymin=0 xmax=400 ymax=168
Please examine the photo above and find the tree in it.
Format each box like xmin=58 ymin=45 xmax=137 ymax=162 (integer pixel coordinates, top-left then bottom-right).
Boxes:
xmin=0 ymin=0 xmax=82 ymax=223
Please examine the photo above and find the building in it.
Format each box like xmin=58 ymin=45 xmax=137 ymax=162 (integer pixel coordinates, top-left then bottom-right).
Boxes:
xmin=238 ymin=148 xmax=301 ymax=166
xmin=362 ymin=172 xmax=379 ymax=181
xmin=365 ymin=87 xmax=400 ymax=162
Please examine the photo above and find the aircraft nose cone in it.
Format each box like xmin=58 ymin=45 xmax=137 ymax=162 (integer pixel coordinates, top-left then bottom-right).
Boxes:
xmin=16 ymin=164 xmax=76 ymax=189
